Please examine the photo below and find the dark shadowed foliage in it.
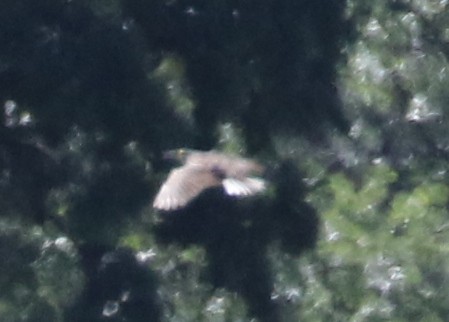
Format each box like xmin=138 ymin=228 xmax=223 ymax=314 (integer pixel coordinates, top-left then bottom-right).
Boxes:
xmin=8 ymin=0 xmax=449 ymax=321
xmin=123 ymin=0 xmax=349 ymax=151
xmin=65 ymin=246 xmax=161 ymax=322
xmin=153 ymin=161 xmax=318 ymax=322
xmin=0 ymin=0 xmax=192 ymax=231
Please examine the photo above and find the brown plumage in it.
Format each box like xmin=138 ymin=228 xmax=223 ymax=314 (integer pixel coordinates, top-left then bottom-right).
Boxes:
xmin=153 ymin=149 xmax=266 ymax=211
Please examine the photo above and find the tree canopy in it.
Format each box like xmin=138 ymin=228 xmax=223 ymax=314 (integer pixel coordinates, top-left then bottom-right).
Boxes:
xmin=1 ymin=0 xmax=449 ymax=321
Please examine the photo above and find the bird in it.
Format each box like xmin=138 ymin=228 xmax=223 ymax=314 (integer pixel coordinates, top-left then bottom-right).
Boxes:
xmin=153 ymin=149 xmax=267 ymax=211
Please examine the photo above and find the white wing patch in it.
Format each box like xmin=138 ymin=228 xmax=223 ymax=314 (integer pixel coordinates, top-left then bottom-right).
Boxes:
xmin=222 ymin=177 xmax=266 ymax=196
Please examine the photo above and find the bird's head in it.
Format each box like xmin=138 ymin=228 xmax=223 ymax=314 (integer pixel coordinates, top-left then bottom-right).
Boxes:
xmin=162 ymin=148 xmax=191 ymax=163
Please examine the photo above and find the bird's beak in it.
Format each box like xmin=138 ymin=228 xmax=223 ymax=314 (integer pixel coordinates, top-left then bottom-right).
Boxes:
xmin=162 ymin=149 xmax=189 ymax=162
xmin=162 ymin=150 xmax=178 ymax=160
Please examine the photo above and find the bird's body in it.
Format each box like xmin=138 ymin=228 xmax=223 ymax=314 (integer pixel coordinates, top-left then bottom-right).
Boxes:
xmin=153 ymin=149 xmax=266 ymax=210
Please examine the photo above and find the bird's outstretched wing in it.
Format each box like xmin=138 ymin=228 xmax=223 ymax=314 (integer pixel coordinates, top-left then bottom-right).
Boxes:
xmin=153 ymin=166 xmax=221 ymax=211
xmin=222 ymin=177 xmax=266 ymax=196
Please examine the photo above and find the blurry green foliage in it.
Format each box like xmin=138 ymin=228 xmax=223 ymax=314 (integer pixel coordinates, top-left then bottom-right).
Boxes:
xmin=304 ymin=161 xmax=449 ymax=321
xmin=152 ymin=55 xmax=196 ymax=124
xmin=2 ymin=0 xmax=449 ymax=321
xmin=0 ymin=219 xmax=84 ymax=322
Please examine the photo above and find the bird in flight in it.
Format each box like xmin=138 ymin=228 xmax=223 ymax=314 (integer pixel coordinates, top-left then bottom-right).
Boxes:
xmin=153 ymin=149 xmax=267 ymax=211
